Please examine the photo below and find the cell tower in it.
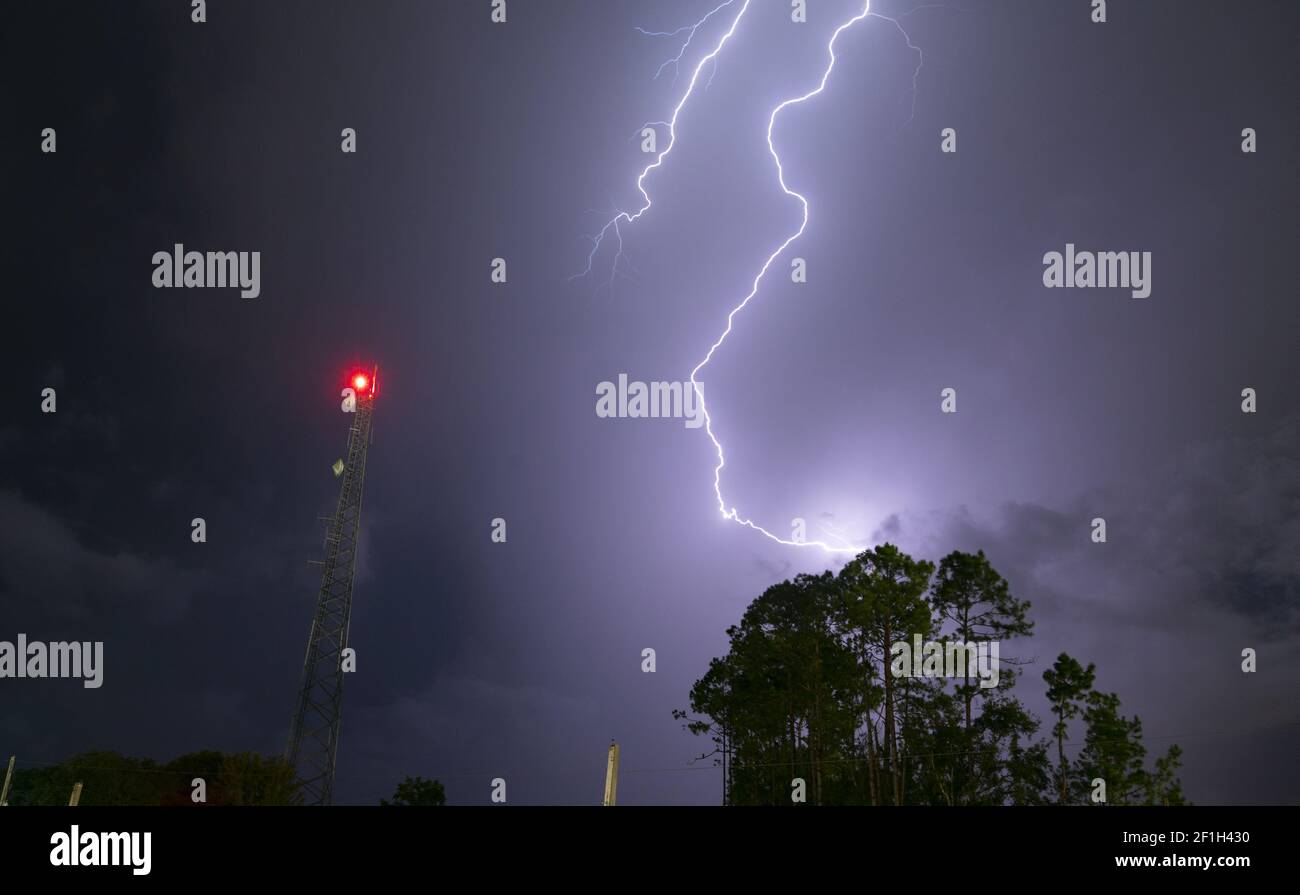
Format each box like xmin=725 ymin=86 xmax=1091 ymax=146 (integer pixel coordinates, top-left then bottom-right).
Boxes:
xmin=286 ymin=367 xmax=377 ymax=806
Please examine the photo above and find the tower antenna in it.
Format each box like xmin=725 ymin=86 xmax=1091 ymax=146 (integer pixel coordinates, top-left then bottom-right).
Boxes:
xmin=286 ymin=367 xmax=378 ymax=805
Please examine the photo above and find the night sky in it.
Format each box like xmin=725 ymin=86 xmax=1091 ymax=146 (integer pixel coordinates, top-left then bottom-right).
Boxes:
xmin=4 ymin=0 xmax=1298 ymax=805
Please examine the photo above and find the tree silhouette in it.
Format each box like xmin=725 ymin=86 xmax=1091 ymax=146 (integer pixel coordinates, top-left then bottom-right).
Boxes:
xmin=1043 ymin=653 xmax=1095 ymax=803
xmin=380 ymin=775 xmax=446 ymax=806
xmin=680 ymin=544 xmax=1185 ymax=806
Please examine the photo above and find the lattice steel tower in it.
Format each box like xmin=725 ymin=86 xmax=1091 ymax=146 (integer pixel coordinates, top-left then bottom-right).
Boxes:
xmin=287 ymin=368 xmax=377 ymax=805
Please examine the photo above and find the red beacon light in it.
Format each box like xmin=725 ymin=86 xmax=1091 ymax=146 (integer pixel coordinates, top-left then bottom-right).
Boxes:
xmin=347 ymin=366 xmax=378 ymax=398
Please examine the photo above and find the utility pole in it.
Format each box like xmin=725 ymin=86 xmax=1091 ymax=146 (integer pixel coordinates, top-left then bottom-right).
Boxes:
xmin=0 ymin=755 xmax=14 ymax=806
xmin=721 ymin=728 xmax=730 ymax=807
xmin=603 ymin=742 xmax=620 ymax=806
xmin=68 ymin=782 xmax=83 ymax=806
xmin=286 ymin=367 xmax=378 ymax=806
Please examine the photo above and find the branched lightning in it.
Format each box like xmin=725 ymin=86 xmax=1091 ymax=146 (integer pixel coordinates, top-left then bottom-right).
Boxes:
xmin=578 ymin=1 xmax=927 ymax=555
xmin=572 ymin=0 xmax=747 ymax=291
xmin=636 ymin=0 xmax=738 ymax=84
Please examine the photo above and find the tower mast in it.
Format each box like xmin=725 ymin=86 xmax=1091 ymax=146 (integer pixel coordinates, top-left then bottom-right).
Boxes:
xmin=286 ymin=368 xmax=377 ymax=805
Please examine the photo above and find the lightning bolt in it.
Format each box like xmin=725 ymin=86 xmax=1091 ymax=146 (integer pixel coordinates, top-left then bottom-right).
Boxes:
xmin=579 ymin=1 xmax=926 ymax=554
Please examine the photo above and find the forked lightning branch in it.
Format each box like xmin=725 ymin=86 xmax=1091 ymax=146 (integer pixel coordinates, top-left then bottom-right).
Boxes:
xmin=577 ymin=0 xmax=921 ymax=555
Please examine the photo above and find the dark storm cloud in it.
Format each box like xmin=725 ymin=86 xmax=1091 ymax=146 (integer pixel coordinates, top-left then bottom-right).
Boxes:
xmin=0 ymin=492 xmax=198 ymax=624
xmin=904 ymin=416 xmax=1300 ymax=637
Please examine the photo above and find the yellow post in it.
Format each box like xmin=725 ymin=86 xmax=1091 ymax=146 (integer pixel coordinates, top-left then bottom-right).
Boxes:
xmin=0 ymin=756 xmax=14 ymax=805
xmin=603 ymin=742 xmax=620 ymax=806
xmin=68 ymin=782 xmax=83 ymax=806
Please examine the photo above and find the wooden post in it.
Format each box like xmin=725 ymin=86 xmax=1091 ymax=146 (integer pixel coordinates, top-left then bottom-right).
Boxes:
xmin=0 ymin=755 xmax=14 ymax=806
xmin=68 ymin=782 xmax=83 ymax=806
xmin=603 ymin=742 xmax=620 ymax=806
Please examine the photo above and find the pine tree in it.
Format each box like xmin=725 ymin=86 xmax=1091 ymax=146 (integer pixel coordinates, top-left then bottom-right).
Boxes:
xmin=1043 ymin=653 xmax=1095 ymax=803
xmin=1145 ymin=744 xmax=1188 ymax=806
xmin=835 ymin=544 xmax=934 ymax=805
xmin=929 ymin=550 xmax=1033 ymax=802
